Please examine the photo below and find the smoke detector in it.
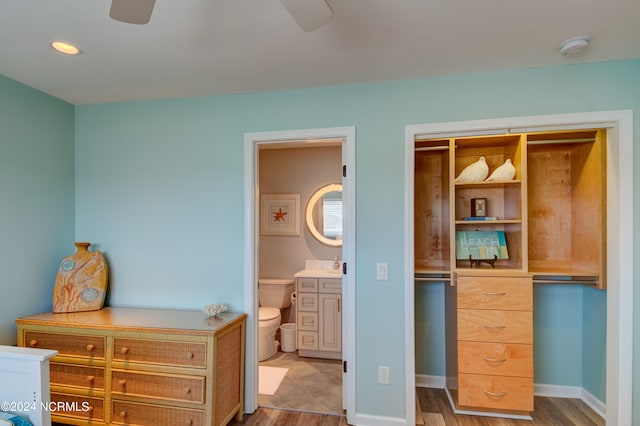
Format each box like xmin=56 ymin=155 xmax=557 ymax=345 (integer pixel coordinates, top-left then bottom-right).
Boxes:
xmin=559 ymin=36 xmax=590 ymax=56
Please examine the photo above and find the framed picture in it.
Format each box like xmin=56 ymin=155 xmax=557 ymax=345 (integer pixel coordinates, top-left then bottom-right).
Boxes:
xmin=260 ymin=194 xmax=300 ymax=236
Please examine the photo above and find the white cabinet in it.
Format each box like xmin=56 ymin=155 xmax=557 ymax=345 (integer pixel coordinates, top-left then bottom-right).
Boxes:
xmin=296 ymin=277 xmax=342 ymax=359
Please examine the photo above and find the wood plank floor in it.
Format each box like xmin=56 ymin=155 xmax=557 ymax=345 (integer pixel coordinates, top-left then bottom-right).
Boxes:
xmin=229 ymin=387 xmax=605 ymax=425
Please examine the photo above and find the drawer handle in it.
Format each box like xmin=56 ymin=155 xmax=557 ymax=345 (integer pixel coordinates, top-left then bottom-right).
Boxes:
xmin=184 ymin=387 xmax=191 ymax=394
xmin=119 ymin=411 xmax=128 ymax=418
xmin=483 ymin=357 xmax=507 ymax=363
xmin=120 ymin=347 xmax=129 ymax=354
xmin=86 ymin=375 xmax=95 ymax=383
xmin=482 ymin=291 xmax=506 ymax=296
xmin=483 ymin=324 xmax=506 ymax=329
xmin=484 ymin=390 xmax=507 ymax=397
xmin=186 ymin=351 xmax=194 ymax=359
xmin=118 ymin=379 xmax=127 ymax=386
xmin=86 ymin=344 xmax=95 ymax=351
xmin=29 ymin=339 xmax=38 ymax=348
xmin=185 ymin=420 xmax=193 ymax=426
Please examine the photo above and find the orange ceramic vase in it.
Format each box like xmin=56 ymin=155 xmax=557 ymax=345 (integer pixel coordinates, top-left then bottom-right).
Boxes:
xmin=53 ymin=242 xmax=108 ymax=313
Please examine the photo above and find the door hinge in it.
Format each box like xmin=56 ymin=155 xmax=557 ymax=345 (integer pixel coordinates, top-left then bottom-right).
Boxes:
xmin=342 ymin=262 xmax=347 ymax=275
xmin=343 ymin=360 xmax=347 ymax=373
xmin=342 ymin=165 xmax=347 ymax=178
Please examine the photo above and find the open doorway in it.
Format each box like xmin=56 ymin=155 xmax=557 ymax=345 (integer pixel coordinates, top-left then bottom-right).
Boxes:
xmin=244 ymin=127 xmax=356 ymax=422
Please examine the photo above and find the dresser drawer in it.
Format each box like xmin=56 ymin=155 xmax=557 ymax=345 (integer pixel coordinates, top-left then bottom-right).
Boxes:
xmin=297 ymin=293 xmax=318 ymax=311
xmin=458 ymin=341 xmax=533 ymax=377
xmin=297 ymin=331 xmax=318 ymax=350
xmin=457 ymin=276 xmax=532 ymax=310
xmin=113 ymin=338 xmax=207 ymax=368
xmin=458 ymin=373 xmax=533 ymax=412
xmin=111 ymin=370 xmax=205 ymax=403
xmin=51 ymin=392 xmax=104 ymax=421
xmin=319 ymin=279 xmax=342 ymax=293
xmin=297 ymin=312 xmax=318 ymax=331
xmin=25 ymin=331 xmax=105 ymax=359
xmin=112 ymin=400 xmax=204 ymax=426
xmin=458 ymin=309 xmax=532 ymax=344
xmin=50 ymin=363 xmax=105 ymax=390
xmin=297 ymin=278 xmax=318 ymax=292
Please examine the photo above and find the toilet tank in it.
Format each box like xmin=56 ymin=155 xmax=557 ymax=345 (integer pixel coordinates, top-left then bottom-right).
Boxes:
xmin=258 ymin=278 xmax=294 ymax=308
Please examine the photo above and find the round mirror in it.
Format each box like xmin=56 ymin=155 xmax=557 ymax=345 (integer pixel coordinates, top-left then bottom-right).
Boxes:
xmin=305 ymin=183 xmax=343 ymax=247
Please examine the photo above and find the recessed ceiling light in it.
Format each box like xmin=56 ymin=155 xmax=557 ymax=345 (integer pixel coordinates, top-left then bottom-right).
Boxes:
xmin=559 ymin=36 xmax=590 ymax=56
xmin=50 ymin=40 xmax=82 ymax=56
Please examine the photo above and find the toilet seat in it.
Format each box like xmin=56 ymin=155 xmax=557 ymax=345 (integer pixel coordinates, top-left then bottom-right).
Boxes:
xmin=259 ymin=307 xmax=280 ymax=321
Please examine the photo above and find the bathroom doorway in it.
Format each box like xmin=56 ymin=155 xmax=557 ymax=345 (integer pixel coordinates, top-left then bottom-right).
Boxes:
xmin=244 ymin=127 xmax=356 ymax=422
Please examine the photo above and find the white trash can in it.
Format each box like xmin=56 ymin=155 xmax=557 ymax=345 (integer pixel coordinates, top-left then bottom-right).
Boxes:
xmin=280 ymin=323 xmax=297 ymax=352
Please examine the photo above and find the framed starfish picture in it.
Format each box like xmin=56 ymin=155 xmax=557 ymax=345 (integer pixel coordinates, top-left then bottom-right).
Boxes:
xmin=260 ymin=194 xmax=300 ymax=236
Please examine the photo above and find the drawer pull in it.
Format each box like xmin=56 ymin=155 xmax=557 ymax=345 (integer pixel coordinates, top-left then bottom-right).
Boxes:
xmin=120 ymin=347 xmax=129 ymax=354
xmin=483 ymin=357 xmax=507 ymax=363
xmin=118 ymin=379 xmax=127 ymax=386
xmin=186 ymin=352 xmax=194 ymax=359
xmin=119 ymin=411 xmax=128 ymax=418
xmin=484 ymin=390 xmax=507 ymax=397
xmin=86 ymin=344 xmax=95 ymax=351
xmin=482 ymin=291 xmax=506 ymax=296
xmin=483 ymin=324 xmax=506 ymax=329
xmin=184 ymin=387 xmax=191 ymax=394
xmin=29 ymin=339 xmax=38 ymax=348
xmin=185 ymin=420 xmax=193 ymax=426
xmin=86 ymin=375 xmax=95 ymax=383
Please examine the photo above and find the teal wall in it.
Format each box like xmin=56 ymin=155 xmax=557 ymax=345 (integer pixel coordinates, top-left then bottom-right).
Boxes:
xmin=1 ymin=59 xmax=637 ymax=421
xmin=0 ymin=74 xmax=75 ymax=343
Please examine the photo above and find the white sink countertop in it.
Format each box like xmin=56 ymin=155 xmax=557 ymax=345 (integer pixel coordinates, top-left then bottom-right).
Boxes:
xmin=294 ymin=259 xmax=343 ymax=278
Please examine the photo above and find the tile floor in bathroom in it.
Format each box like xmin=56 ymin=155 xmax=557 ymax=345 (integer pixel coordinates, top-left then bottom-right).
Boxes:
xmin=258 ymin=350 xmax=344 ymax=415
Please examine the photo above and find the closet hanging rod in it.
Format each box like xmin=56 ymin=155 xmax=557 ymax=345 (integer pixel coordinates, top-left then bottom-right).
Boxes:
xmin=415 ymin=146 xmax=450 ymax=152
xmin=527 ymin=138 xmax=595 ymax=145
xmin=414 ymin=276 xmax=451 ymax=282
xmin=533 ymin=279 xmax=598 ymax=286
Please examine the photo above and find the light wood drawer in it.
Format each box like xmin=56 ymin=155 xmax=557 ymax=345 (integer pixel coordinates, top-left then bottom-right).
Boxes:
xmin=297 ymin=312 xmax=318 ymax=331
xmin=51 ymin=392 xmax=104 ymax=421
xmin=111 ymin=370 xmax=205 ymax=403
xmin=50 ymin=363 xmax=105 ymax=390
xmin=113 ymin=338 xmax=206 ymax=368
xmin=297 ymin=293 xmax=318 ymax=312
xmin=112 ymin=400 xmax=204 ymax=426
xmin=25 ymin=331 xmax=105 ymax=359
xmin=457 ymin=276 xmax=532 ymax=310
xmin=458 ymin=309 xmax=532 ymax=344
xmin=458 ymin=341 xmax=533 ymax=377
xmin=297 ymin=278 xmax=318 ymax=292
xmin=297 ymin=331 xmax=318 ymax=350
xmin=458 ymin=373 xmax=533 ymax=412
xmin=319 ymin=279 xmax=342 ymax=293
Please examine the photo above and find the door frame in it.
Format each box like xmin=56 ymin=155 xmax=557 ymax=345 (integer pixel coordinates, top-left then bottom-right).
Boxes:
xmin=404 ymin=110 xmax=633 ymax=425
xmin=244 ymin=126 xmax=356 ymax=421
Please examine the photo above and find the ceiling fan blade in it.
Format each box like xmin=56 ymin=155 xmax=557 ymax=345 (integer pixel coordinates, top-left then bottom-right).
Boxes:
xmin=280 ymin=0 xmax=333 ymax=32
xmin=109 ymin=0 xmax=156 ymax=25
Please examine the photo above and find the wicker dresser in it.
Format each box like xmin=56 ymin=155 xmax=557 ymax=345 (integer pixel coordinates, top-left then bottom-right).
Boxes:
xmin=16 ymin=307 xmax=246 ymax=426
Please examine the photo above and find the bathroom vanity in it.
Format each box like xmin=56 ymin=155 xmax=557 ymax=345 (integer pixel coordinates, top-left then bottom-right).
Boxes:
xmin=294 ymin=262 xmax=342 ymax=360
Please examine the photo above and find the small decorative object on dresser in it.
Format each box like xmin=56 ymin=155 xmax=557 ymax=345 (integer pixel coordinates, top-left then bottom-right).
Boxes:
xmin=53 ymin=242 xmax=108 ymax=313
xmin=486 ymin=158 xmax=516 ymax=181
xmin=16 ymin=307 xmax=247 ymax=426
xmin=455 ymin=156 xmax=489 ymax=183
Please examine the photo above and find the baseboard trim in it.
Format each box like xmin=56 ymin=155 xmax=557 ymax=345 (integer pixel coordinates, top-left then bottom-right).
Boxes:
xmin=350 ymin=413 xmax=407 ymax=425
xmin=417 ymin=375 xmax=606 ymax=420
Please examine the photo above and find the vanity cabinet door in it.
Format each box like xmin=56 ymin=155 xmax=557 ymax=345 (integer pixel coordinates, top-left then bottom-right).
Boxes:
xmin=319 ymin=293 xmax=342 ymax=352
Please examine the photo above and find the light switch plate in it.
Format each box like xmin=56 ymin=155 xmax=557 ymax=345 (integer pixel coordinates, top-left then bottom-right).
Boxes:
xmin=376 ymin=263 xmax=388 ymax=280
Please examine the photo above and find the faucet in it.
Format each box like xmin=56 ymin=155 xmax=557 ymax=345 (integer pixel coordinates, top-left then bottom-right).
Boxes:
xmin=333 ymin=254 xmax=341 ymax=270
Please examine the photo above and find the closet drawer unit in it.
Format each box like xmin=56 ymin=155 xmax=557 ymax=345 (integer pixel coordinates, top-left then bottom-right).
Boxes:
xmin=458 ymin=341 xmax=533 ymax=377
xmin=111 ymin=370 xmax=205 ymax=403
xmin=112 ymin=400 xmax=204 ymax=426
xmin=113 ymin=338 xmax=206 ymax=368
xmin=319 ymin=279 xmax=342 ymax=293
xmin=51 ymin=392 xmax=105 ymax=422
xmin=297 ymin=293 xmax=318 ymax=312
xmin=25 ymin=331 xmax=105 ymax=359
xmin=457 ymin=276 xmax=532 ymax=311
xmin=297 ymin=312 xmax=318 ymax=331
xmin=458 ymin=373 xmax=534 ymax=412
xmin=297 ymin=278 xmax=318 ymax=292
xmin=297 ymin=331 xmax=318 ymax=351
xmin=50 ymin=363 xmax=105 ymax=390
xmin=458 ymin=309 xmax=532 ymax=344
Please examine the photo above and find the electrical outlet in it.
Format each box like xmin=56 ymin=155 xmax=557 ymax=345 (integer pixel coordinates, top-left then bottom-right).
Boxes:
xmin=378 ymin=366 xmax=390 ymax=384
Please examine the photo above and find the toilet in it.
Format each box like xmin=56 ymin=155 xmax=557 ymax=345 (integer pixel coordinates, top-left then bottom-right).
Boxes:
xmin=258 ymin=278 xmax=294 ymax=361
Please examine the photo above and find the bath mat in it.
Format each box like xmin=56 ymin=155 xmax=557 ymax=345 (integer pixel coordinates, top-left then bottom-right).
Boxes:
xmin=258 ymin=366 xmax=289 ymax=395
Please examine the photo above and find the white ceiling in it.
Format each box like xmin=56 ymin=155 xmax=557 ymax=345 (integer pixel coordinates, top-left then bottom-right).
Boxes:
xmin=1 ymin=0 xmax=639 ymax=105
